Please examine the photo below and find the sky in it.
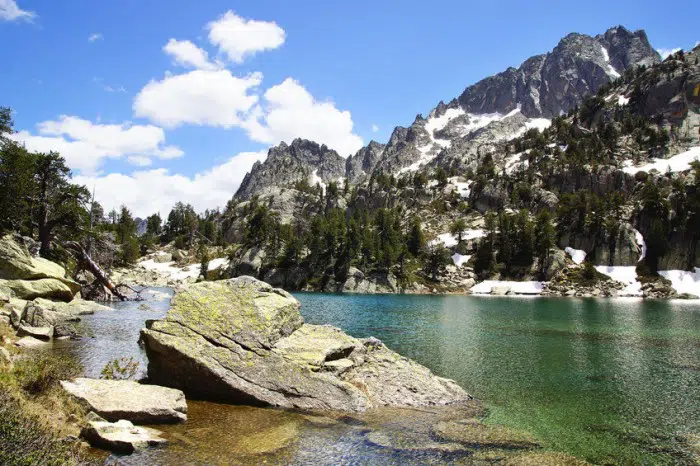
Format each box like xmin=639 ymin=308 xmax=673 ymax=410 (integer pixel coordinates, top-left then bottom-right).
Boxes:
xmin=2 ymin=0 xmax=698 ymax=218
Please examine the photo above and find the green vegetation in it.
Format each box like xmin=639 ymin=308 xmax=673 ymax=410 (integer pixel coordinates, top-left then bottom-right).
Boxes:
xmin=0 ymin=324 xmax=90 ymax=465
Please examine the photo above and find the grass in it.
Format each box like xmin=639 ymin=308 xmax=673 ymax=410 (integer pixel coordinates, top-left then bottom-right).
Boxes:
xmin=0 ymin=322 xmax=94 ymax=465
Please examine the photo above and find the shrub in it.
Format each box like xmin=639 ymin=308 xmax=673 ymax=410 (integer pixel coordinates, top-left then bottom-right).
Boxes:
xmin=100 ymin=357 xmax=139 ymax=381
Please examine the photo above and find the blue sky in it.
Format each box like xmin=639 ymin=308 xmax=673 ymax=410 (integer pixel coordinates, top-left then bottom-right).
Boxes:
xmin=2 ymin=0 xmax=697 ymax=216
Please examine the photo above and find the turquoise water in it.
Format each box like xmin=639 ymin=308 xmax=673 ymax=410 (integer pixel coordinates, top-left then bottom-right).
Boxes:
xmin=296 ymin=294 xmax=700 ymax=464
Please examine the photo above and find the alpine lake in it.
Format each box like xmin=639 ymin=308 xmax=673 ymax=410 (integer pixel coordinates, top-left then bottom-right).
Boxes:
xmin=56 ymin=290 xmax=700 ymax=465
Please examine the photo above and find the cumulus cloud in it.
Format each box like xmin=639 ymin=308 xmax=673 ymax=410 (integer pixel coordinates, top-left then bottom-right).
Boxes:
xmin=0 ymin=0 xmax=34 ymax=21
xmin=133 ymin=69 xmax=262 ymax=128
xmin=242 ymin=78 xmax=364 ymax=157
xmin=163 ymin=38 xmax=218 ymax=70
xmin=207 ymin=10 xmax=285 ymax=64
xmin=657 ymin=47 xmax=681 ymax=59
xmin=88 ymin=33 xmax=103 ymax=42
xmin=10 ymin=116 xmax=183 ymax=174
xmin=74 ymin=150 xmax=267 ymax=217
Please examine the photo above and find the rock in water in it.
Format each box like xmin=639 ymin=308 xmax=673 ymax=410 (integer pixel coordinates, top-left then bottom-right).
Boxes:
xmin=81 ymin=417 xmax=167 ymax=453
xmin=140 ymin=276 xmax=469 ymax=412
xmin=60 ymin=378 xmax=187 ymax=423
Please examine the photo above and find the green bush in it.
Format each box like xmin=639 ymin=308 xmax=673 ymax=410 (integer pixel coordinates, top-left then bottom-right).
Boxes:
xmin=100 ymin=357 xmax=139 ymax=381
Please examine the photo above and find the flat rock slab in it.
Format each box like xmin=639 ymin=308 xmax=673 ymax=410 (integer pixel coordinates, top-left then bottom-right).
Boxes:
xmin=81 ymin=419 xmax=167 ymax=454
xmin=61 ymin=378 xmax=187 ymax=423
xmin=14 ymin=336 xmax=51 ymax=348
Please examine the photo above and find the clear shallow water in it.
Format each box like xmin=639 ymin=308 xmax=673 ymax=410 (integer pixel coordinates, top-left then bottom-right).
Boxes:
xmin=297 ymin=294 xmax=700 ymax=464
xmin=65 ymin=291 xmax=700 ymax=464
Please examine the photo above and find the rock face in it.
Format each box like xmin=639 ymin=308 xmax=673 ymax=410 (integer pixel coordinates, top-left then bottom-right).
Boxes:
xmin=458 ymin=26 xmax=659 ymax=118
xmin=61 ymin=378 xmax=187 ymax=423
xmin=140 ymin=277 xmax=468 ymax=411
xmin=235 ymin=139 xmax=347 ymax=201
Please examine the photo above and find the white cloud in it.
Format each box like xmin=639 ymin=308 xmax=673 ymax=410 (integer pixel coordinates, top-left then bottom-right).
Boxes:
xmin=133 ymin=69 xmax=262 ymax=128
xmin=104 ymin=84 xmax=126 ymax=93
xmin=126 ymin=155 xmax=153 ymax=167
xmin=74 ymin=151 xmax=268 ymax=217
xmin=88 ymin=33 xmax=103 ymax=42
xmin=0 ymin=0 xmax=34 ymax=21
xmin=10 ymin=116 xmax=183 ymax=174
xmin=207 ymin=10 xmax=285 ymax=64
xmin=657 ymin=47 xmax=681 ymax=59
xmin=372 ymin=124 xmax=379 ymax=133
xmin=163 ymin=38 xmax=218 ymax=70
xmin=242 ymin=78 xmax=364 ymax=157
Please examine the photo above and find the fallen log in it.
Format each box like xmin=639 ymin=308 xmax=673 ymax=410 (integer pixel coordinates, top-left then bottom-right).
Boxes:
xmin=65 ymin=241 xmax=133 ymax=301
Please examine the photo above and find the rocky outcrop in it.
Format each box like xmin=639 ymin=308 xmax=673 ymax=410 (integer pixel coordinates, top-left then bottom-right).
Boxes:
xmin=346 ymin=141 xmax=386 ymax=183
xmin=140 ymin=277 xmax=469 ymax=411
xmin=235 ymin=139 xmax=346 ymax=201
xmin=61 ymin=378 xmax=187 ymax=423
xmin=0 ymin=234 xmax=80 ymax=300
xmin=458 ymin=26 xmax=659 ymax=119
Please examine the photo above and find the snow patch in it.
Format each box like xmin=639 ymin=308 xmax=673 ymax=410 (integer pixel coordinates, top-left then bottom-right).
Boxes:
xmin=617 ymin=95 xmax=630 ymax=106
xmin=432 ymin=229 xmax=485 ymax=248
xmin=595 ymin=266 xmax=643 ymax=297
xmin=659 ymin=268 xmax=700 ymax=297
xmin=471 ymin=280 xmax=544 ymax=295
xmin=622 ymin=146 xmax=700 ymax=174
xmin=311 ymin=169 xmax=327 ymax=194
xmin=600 ymin=45 xmax=621 ymax=78
xmin=633 ymin=229 xmax=646 ymax=262
xmin=448 ymin=177 xmax=472 ymax=198
xmin=451 ymin=253 xmax=471 ymax=267
xmin=565 ymin=247 xmax=587 ymax=265
xmin=139 ymin=257 xmax=229 ymax=281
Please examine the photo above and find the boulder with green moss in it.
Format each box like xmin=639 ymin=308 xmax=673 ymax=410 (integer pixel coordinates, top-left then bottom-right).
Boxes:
xmin=0 ymin=235 xmax=80 ymax=298
xmin=140 ymin=276 xmax=468 ymax=411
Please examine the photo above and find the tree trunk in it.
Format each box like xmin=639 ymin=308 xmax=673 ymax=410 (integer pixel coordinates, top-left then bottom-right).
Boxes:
xmin=66 ymin=242 xmax=129 ymax=301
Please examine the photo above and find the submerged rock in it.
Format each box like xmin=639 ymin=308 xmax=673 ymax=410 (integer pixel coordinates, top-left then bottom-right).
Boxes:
xmin=433 ymin=419 xmax=539 ymax=449
xmin=61 ymin=378 xmax=187 ymax=423
xmin=81 ymin=414 xmax=167 ymax=453
xmin=140 ymin=276 xmax=469 ymax=411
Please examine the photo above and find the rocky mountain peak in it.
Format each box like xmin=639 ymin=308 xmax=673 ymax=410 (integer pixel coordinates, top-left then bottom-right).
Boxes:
xmin=234 ymin=138 xmax=346 ymax=200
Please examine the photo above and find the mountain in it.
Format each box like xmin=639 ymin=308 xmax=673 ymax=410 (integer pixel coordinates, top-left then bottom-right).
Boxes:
xmin=220 ymin=27 xmax=700 ymax=297
xmin=234 ymin=26 xmax=660 ymax=199
xmin=235 ymin=139 xmax=346 ymax=200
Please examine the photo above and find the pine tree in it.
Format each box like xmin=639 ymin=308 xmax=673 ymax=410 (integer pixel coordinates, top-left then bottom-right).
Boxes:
xmin=407 ymin=217 xmax=425 ymax=256
xmin=450 ymin=218 xmax=468 ymax=243
xmin=534 ymin=210 xmax=556 ymax=278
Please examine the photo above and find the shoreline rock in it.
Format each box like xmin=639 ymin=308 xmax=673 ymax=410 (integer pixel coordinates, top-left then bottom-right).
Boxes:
xmin=81 ymin=413 xmax=167 ymax=454
xmin=61 ymin=378 xmax=187 ymax=424
xmin=140 ymin=276 xmax=470 ymax=412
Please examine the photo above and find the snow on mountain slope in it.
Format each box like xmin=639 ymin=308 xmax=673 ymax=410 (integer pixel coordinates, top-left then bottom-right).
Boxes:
xmin=623 ymin=147 xmax=700 ymax=174
xmin=595 ymin=266 xmax=643 ymax=296
xmin=659 ymin=268 xmax=700 ymax=296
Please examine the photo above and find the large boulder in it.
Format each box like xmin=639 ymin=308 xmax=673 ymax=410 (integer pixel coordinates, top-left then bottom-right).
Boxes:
xmin=0 ymin=278 xmax=76 ymax=302
xmin=238 ymin=247 xmax=266 ymax=276
xmin=140 ymin=277 xmax=468 ymax=412
xmin=61 ymin=378 xmax=187 ymax=423
xmin=0 ymin=235 xmax=80 ymax=295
